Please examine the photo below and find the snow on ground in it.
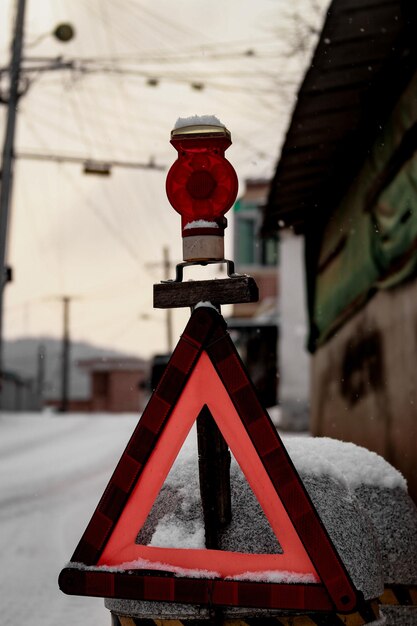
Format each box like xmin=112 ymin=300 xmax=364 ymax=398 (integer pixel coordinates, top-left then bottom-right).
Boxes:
xmin=0 ymin=412 xmax=138 ymax=626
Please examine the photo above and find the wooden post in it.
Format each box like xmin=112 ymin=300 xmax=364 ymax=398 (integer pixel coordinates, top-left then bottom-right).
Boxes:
xmin=196 ymin=405 xmax=231 ymax=549
xmin=154 ymin=275 xmax=258 ymax=309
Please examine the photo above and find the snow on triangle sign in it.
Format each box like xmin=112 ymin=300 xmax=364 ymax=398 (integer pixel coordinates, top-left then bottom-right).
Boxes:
xmin=59 ymin=306 xmax=359 ymax=612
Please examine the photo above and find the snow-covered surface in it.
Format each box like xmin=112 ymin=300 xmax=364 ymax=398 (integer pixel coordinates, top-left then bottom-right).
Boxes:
xmin=174 ymin=114 xmax=223 ymax=129
xmin=228 ymin=570 xmax=317 ymax=583
xmin=136 ymin=424 xmax=205 ymax=549
xmin=194 ymin=301 xmax=219 ymax=312
xmin=1 ymin=412 xmax=415 ymax=624
xmin=128 ymin=431 xmax=383 ymax=597
xmin=285 ymin=437 xmax=407 ymax=491
xmin=0 ymin=413 xmax=138 ymax=626
xmin=184 ymin=220 xmax=220 ymax=229
xmin=69 ymin=558 xmax=220 ymax=579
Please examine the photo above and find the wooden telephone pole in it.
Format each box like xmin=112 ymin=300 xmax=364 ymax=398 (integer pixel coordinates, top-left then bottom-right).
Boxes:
xmin=0 ymin=0 xmax=26 ymax=385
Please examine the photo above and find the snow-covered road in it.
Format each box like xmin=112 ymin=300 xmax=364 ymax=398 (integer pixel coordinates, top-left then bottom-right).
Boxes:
xmin=0 ymin=413 xmax=139 ymax=626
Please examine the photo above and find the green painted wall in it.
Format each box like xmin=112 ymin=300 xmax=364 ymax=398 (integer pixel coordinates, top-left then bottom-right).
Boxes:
xmin=313 ymin=70 xmax=417 ymax=346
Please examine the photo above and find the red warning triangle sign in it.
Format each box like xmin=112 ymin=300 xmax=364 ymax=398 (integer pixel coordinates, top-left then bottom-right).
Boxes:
xmin=59 ymin=306 xmax=359 ymax=612
xmin=99 ymin=350 xmax=316 ymax=577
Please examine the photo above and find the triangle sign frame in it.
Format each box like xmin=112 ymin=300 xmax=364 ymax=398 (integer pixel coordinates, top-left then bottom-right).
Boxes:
xmin=59 ymin=306 xmax=359 ymax=613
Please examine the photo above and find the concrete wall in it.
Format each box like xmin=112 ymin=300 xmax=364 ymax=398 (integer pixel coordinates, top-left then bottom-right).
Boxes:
xmin=279 ymin=231 xmax=310 ymax=429
xmin=311 ymin=276 xmax=417 ymax=503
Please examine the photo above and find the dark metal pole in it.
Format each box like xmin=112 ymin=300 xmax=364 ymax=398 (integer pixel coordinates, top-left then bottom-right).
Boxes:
xmin=60 ymin=296 xmax=70 ymax=412
xmin=36 ymin=343 xmax=46 ymax=407
xmin=0 ymin=0 xmax=27 ymax=385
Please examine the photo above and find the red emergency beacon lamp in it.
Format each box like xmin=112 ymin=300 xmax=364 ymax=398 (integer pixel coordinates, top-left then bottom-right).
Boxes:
xmin=166 ymin=122 xmax=238 ymax=262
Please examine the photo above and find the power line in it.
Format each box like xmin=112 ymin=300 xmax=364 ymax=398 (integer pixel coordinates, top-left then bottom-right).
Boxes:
xmin=63 ymin=47 xmax=284 ymax=64
xmin=45 ymin=64 xmax=289 ymax=95
xmin=65 ymin=73 xmax=95 ymax=154
xmin=16 ymin=150 xmax=165 ymax=171
xmin=58 ymin=166 xmax=148 ymax=270
xmin=55 ymin=27 xmax=282 ymax=64
xmin=15 ymin=60 xmax=288 ymax=95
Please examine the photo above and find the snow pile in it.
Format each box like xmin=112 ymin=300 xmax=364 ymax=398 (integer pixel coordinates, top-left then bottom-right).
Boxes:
xmin=228 ymin=570 xmax=317 ymax=583
xmin=137 ymin=425 xmax=205 ymax=549
xmin=70 ymin=558 xmax=220 ymax=579
xmin=126 ymin=433 xmax=387 ymax=599
xmin=139 ymin=432 xmax=407 ymax=552
xmin=194 ymin=301 xmax=219 ymax=312
xmin=132 ymin=432 xmax=406 ymax=592
xmin=135 ymin=430 xmax=282 ymax=559
xmin=183 ymin=220 xmax=220 ymax=229
xmin=98 ymin=424 xmax=415 ymax=619
xmin=284 ymin=436 xmax=407 ymax=491
xmin=149 ymin=515 xmax=204 ymax=549
xmin=174 ymin=114 xmax=223 ymax=129
xmin=107 ymin=432 xmax=388 ymax=618
xmin=283 ymin=436 xmax=417 ymax=595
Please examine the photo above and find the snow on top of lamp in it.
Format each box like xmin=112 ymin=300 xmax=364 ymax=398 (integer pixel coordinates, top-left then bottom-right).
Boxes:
xmin=174 ymin=114 xmax=223 ymax=129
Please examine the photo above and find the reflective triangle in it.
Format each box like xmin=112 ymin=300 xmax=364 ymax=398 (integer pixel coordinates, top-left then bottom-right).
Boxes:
xmin=59 ymin=306 xmax=359 ymax=612
xmin=98 ymin=352 xmax=317 ymax=579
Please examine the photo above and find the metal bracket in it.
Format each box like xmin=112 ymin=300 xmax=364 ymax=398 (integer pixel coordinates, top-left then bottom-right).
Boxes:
xmin=162 ymin=259 xmax=240 ymax=284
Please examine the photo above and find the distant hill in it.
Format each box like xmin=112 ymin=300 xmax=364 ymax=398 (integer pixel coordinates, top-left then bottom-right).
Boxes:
xmin=3 ymin=337 xmax=140 ymax=400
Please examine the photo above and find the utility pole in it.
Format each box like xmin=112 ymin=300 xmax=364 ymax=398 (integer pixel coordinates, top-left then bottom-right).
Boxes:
xmin=36 ymin=343 xmax=46 ymax=407
xmin=0 ymin=7 xmax=74 ymax=401
xmin=0 ymin=0 xmax=26 ymax=383
xmin=163 ymin=246 xmax=174 ymax=353
xmin=60 ymin=296 xmax=71 ymax=412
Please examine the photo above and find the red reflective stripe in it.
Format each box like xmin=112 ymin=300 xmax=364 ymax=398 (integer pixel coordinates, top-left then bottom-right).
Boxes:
xmin=59 ymin=568 xmax=333 ymax=610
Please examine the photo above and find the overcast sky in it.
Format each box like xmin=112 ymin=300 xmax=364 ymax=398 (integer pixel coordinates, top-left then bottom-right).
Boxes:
xmin=0 ymin=0 xmax=326 ymax=358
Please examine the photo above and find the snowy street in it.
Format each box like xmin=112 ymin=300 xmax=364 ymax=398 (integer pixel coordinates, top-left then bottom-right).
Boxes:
xmin=0 ymin=413 xmax=138 ymax=626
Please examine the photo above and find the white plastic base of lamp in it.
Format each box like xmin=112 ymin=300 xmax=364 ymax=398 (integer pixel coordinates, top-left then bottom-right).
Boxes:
xmin=182 ymin=235 xmax=224 ymax=262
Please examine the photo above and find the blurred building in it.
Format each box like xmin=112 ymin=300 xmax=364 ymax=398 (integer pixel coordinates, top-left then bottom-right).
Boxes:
xmin=263 ymin=0 xmax=417 ymax=501
xmin=230 ymin=180 xmax=279 ymax=408
xmin=3 ymin=338 xmax=149 ymax=413
xmin=79 ymin=357 xmax=149 ymax=413
xmin=233 ymin=179 xmax=278 ymax=319
xmin=0 ymin=370 xmax=40 ymax=411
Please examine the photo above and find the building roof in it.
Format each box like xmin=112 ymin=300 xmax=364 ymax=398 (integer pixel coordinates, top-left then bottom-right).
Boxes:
xmin=78 ymin=357 xmax=148 ymax=373
xmin=263 ymin=0 xmax=417 ymax=235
